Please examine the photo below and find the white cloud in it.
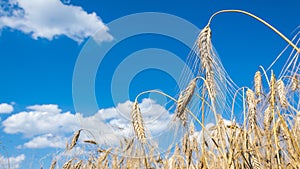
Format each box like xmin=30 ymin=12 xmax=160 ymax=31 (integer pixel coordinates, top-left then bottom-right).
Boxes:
xmin=23 ymin=133 xmax=67 ymax=149
xmin=27 ymin=104 xmax=61 ymax=114
xmin=2 ymin=99 xmax=173 ymax=149
xmin=0 ymin=103 xmax=14 ymax=114
xmin=0 ymin=154 xmax=25 ymax=169
xmin=2 ymin=104 xmax=79 ymax=137
xmin=84 ymin=98 xmax=173 ymax=145
xmin=0 ymin=0 xmax=112 ymax=43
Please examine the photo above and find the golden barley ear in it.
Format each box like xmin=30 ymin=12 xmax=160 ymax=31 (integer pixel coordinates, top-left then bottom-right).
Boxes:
xmin=62 ymin=159 xmax=72 ymax=169
xmin=68 ymin=129 xmax=82 ymax=150
xmin=254 ymin=71 xmax=262 ymax=97
xmin=291 ymin=74 xmax=299 ymax=91
xmin=246 ymin=89 xmax=257 ymax=130
xmin=73 ymin=160 xmax=83 ymax=169
xmin=50 ymin=160 xmax=57 ymax=169
xmin=276 ymin=79 xmax=288 ymax=108
xmin=84 ymin=140 xmax=97 ymax=145
xmin=175 ymin=78 xmax=197 ymax=126
xmin=131 ymin=101 xmax=146 ymax=144
xmin=264 ymin=106 xmax=272 ymax=130
xmin=198 ymin=26 xmax=213 ymax=71
xmin=197 ymin=26 xmax=216 ymax=99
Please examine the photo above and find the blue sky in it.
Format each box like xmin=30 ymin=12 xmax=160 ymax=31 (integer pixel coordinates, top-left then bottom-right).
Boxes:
xmin=0 ymin=0 xmax=299 ymax=168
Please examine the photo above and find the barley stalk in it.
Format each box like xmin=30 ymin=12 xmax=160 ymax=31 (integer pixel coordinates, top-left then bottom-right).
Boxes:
xmin=270 ymin=72 xmax=276 ymax=110
xmin=131 ymin=101 xmax=146 ymax=144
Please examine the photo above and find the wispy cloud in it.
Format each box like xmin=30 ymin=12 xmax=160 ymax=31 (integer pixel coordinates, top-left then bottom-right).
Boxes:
xmin=0 ymin=154 xmax=25 ymax=169
xmin=23 ymin=133 xmax=67 ymax=149
xmin=0 ymin=103 xmax=14 ymax=114
xmin=0 ymin=0 xmax=112 ymax=43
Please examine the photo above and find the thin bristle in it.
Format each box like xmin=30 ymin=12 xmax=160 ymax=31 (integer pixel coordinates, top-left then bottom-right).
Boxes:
xmin=175 ymin=78 xmax=197 ymax=126
xmin=254 ymin=71 xmax=262 ymax=96
xmin=276 ymin=79 xmax=288 ymax=108
xmin=131 ymin=101 xmax=146 ymax=144
xmin=250 ymin=153 xmax=261 ymax=169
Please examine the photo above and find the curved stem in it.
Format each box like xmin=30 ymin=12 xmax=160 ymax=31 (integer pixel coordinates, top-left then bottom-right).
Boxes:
xmin=135 ymin=90 xmax=177 ymax=103
xmin=231 ymin=86 xmax=249 ymax=122
xmin=259 ymin=65 xmax=270 ymax=86
xmin=207 ymin=9 xmax=300 ymax=53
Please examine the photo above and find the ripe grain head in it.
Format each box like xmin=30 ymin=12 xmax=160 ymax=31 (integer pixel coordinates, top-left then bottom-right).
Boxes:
xmin=131 ymin=101 xmax=146 ymax=144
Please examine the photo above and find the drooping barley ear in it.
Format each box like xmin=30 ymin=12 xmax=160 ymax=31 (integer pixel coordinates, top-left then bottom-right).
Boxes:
xmin=84 ymin=140 xmax=97 ymax=145
xmin=68 ymin=129 xmax=82 ymax=150
xmin=197 ymin=26 xmax=216 ymax=99
xmin=254 ymin=71 xmax=262 ymax=97
xmin=198 ymin=26 xmax=213 ymax=71
xmin=175 ymin=78 xmax=197 ymax=126
xmin=246 ymin=89 xmax=256 ymax=130
xmin=50 ymin=160 xmax=57 ymax=169
xmin=131 ymin=101 xmax=146 ymax=144
xmin=62 ymin=159 xmax=72 ymax=169
xmin=73 ymin=160 xmax=83 ymax=169
xmin=276 ymin=79 xmax=288 ymax=108
xmin=205 ymin=69 xmax=216 ymax=99
xmin=264 ymin=106 xmax=272 ymax=130
xmin=291 ymin=74 xmax=298 ymax=91
xmin=189 ymin=122 xmax=195 ymax=135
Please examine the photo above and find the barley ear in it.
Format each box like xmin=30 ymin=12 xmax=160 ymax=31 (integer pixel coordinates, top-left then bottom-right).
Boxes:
xmin=175 ymin=78 xmax=197 ymax=126
xmin=131 ymin=101 xmax=146 ymax=144
xmin=254 ymin=71 xmax=262 ymax=97
xmin=68 ymin=129 xmax=82 ymax=150
xmin=291 ymin=74 xmax=299 ymax=91
xmin=50 ymin=160 xmax=57 ymax=169
xmin=197 ymin=26 xmax=216 ymax=99
xmin=246 ymin=89 xmax=256 ymax=130
xmin=276 ymin=79 xmax=288 ymax=108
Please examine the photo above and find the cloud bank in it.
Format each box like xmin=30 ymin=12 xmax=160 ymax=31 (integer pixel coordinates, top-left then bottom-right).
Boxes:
xmin=2 ymin=99 xmax=173 ymax=149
